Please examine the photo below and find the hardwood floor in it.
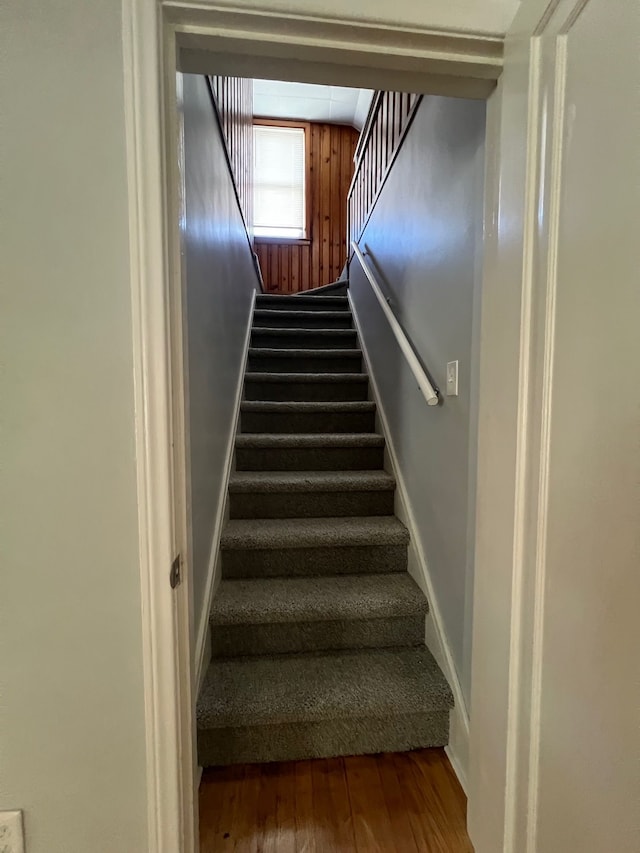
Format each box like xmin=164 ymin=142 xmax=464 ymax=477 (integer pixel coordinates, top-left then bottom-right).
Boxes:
xmin=199 ymin=748 xmax=473 ymax=852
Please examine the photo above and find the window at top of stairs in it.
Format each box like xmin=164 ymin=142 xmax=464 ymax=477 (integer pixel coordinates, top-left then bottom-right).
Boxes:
xmin=253 ymin=123 xmax=307 ymax=240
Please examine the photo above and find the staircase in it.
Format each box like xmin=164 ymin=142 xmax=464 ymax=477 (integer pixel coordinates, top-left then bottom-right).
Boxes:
xmin=197 ymin=291 xmax=453 ymax=767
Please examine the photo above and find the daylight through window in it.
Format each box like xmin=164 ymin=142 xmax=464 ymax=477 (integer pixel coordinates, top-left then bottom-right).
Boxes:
xmin=253 ymin=125 xmax=306 ymax=239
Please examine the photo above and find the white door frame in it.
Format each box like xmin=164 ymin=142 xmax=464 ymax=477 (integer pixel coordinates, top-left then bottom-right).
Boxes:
xmin=468 ymin=1 xmax=608 ymax=851
xmin=121 ymin=2 xmax=558 ymax=851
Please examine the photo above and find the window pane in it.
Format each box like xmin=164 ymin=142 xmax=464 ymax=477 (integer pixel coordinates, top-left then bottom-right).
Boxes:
xmin=253 ymin=225 xmax=306 ymax=239
xmin=253 ymin=126 xmax=305 ymax=236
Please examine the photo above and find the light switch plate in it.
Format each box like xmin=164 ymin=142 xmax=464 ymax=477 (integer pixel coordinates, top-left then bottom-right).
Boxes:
xmin=446 ymin=360 xmax=459 ymax=396
xmin=0 ymin=811 xmax=25 ymax=853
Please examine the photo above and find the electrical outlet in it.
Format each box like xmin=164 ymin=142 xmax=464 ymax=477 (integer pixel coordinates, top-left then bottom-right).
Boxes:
xmin=0 ymin=811 xmax=24 ymax=853
xmin=446 ymin=360 xmax=459 ymax=396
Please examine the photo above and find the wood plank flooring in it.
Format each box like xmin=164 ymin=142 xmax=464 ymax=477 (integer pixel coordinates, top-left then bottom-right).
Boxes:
xmin=199 ymin=748 xmax=473 ymax=852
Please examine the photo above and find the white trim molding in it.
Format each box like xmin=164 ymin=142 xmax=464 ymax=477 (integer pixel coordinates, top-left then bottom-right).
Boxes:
xmin=195 ymin=291 xmax=256 ymax=692
xmin=172 ymin=3 xmax=503 ymax=99
xmin=122 ymin=1 xmax=195 ymax=851
xmin=503 ymin=4 xmax=577 ymax=851
xmin=468 ymin=2 xmax=602 ymax=852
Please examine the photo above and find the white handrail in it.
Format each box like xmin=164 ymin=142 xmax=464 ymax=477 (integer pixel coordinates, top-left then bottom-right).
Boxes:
xmin=350 ymin=242 xmax=440 ymax=407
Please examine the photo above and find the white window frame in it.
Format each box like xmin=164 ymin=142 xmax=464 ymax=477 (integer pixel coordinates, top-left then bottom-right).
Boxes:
xmin=253 ymin=121 xmax=310 ymax=243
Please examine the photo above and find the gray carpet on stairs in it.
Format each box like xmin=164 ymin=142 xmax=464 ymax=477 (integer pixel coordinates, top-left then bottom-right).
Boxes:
xmin=210 ymin=573 xmax=428 ymax=657
xmin=197 ymin=647 xmax=452 ymax=766
xmin=251 ymin=327 xmax=358 ymax=349
xmin=196 ymin=290 xmax=453 ymax=766
xmin=211 ymin=573 xmax=428 ymax=624
xmin=248 ymin=347 xmax=363 ymax=374
xmin=220 ymin=516 xmax=410 ymax=579
xmin=244 ymin=372 xmax=369 ymax=402
xmin=235 ymin=432 xmax=384 ymax=472
xmin=252 ymin=309 xmax=353 ymax=328
xmin=240 ymin=400 xmax=376 ymax=434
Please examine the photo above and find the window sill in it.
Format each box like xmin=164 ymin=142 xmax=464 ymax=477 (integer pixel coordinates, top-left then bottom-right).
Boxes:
xmin=254 ymin=237 xmax=311 ymax=246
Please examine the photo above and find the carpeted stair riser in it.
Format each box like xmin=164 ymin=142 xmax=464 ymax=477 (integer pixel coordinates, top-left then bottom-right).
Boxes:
xmin=240 ymin=402 xmax=376 ymax=434
xmin=244 ymin=374 xmax=369 ymax=402
xmin=196 ymin=646 xmax=453 ymax=766
xmin=253 ymin=309 xmax=353 ymax=329
xmin=235 ymin=444 xmax=383 ymax=471
xmin=211 ymin=615 xmax=425 ymax=658
xmin=210 ymin=574 xmax=427 ymax=657
xmin=221 ymin=543 xmax=408 ymax=579
xmin=230 ymin=489 xmax=394 ymax=519
xmin=198 ymin=647 xmax=452 ymax=728
xmin=229 ymin=469 xmax=396 ymax=519
xmin=251 ymin=328 xmax=358 ymax=349
xmin=248 ymin=349 xmax=363 ymax=374
xmin=256 ymin=295 xmax=349 ymax=311
xmin=293 ymin=280 xmax=348 ymax=297
xmin=197 ymin=711 xmax=450 ymax=766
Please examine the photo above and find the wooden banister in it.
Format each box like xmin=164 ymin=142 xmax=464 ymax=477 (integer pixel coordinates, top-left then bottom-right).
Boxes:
xmin=347 ymin=91 xmax=422 ymax=247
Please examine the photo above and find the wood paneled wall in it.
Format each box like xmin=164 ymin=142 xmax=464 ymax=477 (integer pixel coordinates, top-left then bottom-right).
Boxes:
xmin=208 ymin=76 xmax=253 ymax=226
xmin=255 ymin=122 xmax=359 ymax=294
xmin=348 ymin=91 xmax=421 ymax=245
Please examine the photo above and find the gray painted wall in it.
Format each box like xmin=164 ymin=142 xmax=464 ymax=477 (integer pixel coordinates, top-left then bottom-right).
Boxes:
xmin=349 ymin=95 xmax=486 ymax=704
xmin=181 ymin=74 xmax=259 ymax=642
xmin=1 ymin=0 xmax=148 ymax=850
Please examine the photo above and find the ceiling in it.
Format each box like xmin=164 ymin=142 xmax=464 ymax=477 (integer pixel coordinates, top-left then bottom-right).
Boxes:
xmin=253 ymin=80 xmax=374 ymax=130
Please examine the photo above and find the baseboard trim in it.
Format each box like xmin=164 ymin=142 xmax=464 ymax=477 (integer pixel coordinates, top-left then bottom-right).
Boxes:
xmin=446 ymin=742 xmax=469 ymax=796
xmin=195 ymin=289 xmax=256 ymax=693
xmin=348 ymin=290 xmax=470 ymax=789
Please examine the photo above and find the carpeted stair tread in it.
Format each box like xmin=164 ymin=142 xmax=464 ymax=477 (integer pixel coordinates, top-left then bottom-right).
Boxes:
xmin=251 ymin=327 xmax=357 ymax=338
xmin=229 ymin=472 xmax=395 ymax=518
xmin=256 ymin=295 xmax=349 ymax=310
xmin=210 ymin=573 xmax=427 ymax=626
xmin=245 ymin=372 xmax=367 ymax=384
xmin=248 ymin=347 xmax=362 ymax=359
xmin=197 ymin=646 xmax=453 ymax=729
xmin=244 ymin=372 xmax=369 ymax=403
xmin=239 ymin=401 xmax=377 ymax=434
xmin=235 ymin=433 xmax=383 ymax=449
xmin=248 ymin=349 xmax=363 ymax=373
xmin=253 ymin=309 xmax=350 ymax=322
xmin=229 ymin=470 xmax=395 ymax=493
xmin=251 ymin=328 xmax=359 ymax=350
xmin=249 ymin=347 xmax=360 ymax=357
xmin=221 ymin=516 xmax=409 ymax=551
xmin=240 ymin=401 xmax=376 ymax=414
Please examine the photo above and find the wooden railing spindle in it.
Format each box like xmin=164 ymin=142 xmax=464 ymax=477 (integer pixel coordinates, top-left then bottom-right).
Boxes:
xmin=347 ymin=90 xmax=422 ymax=247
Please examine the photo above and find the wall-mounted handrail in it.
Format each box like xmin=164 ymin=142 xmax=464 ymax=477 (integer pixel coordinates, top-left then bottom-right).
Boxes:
xmin=350 ymin=242 xmax=439 ymax=407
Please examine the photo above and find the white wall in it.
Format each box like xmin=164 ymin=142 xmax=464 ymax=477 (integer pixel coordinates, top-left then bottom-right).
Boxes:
xmin=181 ymin=74 xmax=259 ymax=657
xmin=1 ymin=1 xmax=148 ymax=851
xmin=206 ymin=0 xmax=520 ymax=35
xmin=349 ymin=95 xmax=486 ymax=706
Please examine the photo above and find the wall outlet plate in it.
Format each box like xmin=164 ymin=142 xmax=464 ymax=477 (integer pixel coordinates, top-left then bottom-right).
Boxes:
xmin=446 ymin=360 xmax=459 ymax=396
xmin=0 ymin=811 xmax=25 ymax=853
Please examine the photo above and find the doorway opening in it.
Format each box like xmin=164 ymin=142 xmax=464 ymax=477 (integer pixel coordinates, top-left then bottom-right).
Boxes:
xmin=123 ymin=7 xmax=502 ymax=850
xmin=181 ymin=67 xmax=486 ymax=850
